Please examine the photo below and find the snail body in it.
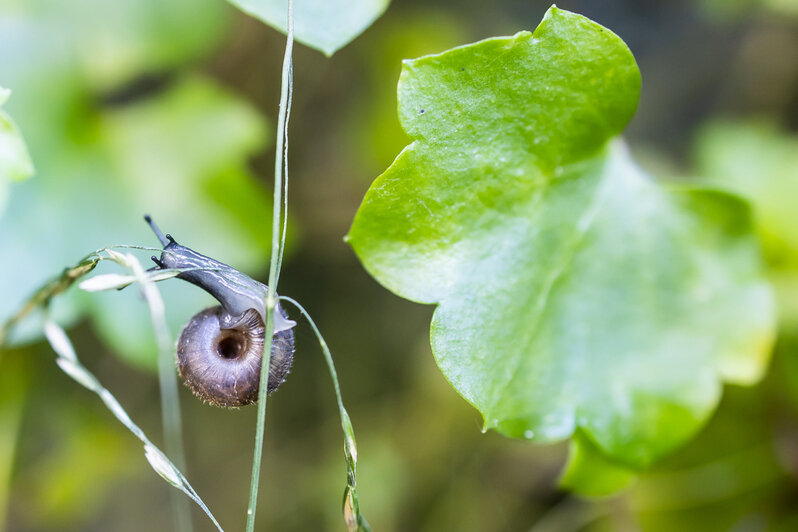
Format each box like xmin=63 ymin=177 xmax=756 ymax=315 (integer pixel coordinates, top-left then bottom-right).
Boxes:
xmin=145 ymin=215 xmax=295 ymax=407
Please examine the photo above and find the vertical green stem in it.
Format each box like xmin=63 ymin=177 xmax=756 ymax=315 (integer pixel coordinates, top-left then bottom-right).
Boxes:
xmin=245 ymin=1 xmax=294 ymax=530
xmin=275 ymin=62 xmax=292 ymax=284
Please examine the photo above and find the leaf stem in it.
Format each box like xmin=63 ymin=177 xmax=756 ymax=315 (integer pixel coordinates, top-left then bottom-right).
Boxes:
xmin=244 ymin=0 xmax=294 ymax=530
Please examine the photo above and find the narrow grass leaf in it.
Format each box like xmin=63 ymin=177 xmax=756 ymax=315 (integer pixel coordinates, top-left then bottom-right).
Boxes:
xmin=144 ymin=444 xmax=183 ymax=488
xmin=43 ymin=320 xmax=77 ymax=362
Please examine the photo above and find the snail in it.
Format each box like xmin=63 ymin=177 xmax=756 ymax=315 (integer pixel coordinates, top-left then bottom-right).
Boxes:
xmin=144 ymin=215 xmax=296 ymax=407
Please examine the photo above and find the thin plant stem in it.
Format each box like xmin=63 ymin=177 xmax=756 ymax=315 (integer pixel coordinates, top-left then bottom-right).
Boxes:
xmin=130 ymin=257 xmax=193 ymax=532
xmin=245 ymin=0 xmax=294 ymax=530
xmin=275 ymin=61 xmax=293 ymax=284
xmin=0 ymin=252 xmax=102 ymax=347
xmin=106 ymin=244 xmax=165 ymax=252
xmin=279 ymin=296 xmax=370 ymax=532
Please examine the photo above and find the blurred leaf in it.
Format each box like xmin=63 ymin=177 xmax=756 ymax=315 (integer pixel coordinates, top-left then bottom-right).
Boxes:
xmin=0 ymin=76 xmax=271 ymax=369
xmin=348 ymin=5 xmax=775 ymax=479
xmin=696 ymin=122 xmax=798 ymax=331
xmin=560 ymin=432 xmax=636 ymax=497
xmin=696 ymin=121 xmax=798 ymax=270
xmin=227 ymin=0 xmax=390 ymax=56
xmin=1 ymin=0 xmax=230 ymax=93
xmin=627 ymin=381 xmax=793 ymax=532
xmin=0 ymin=1 xmax=274 ymax=370
xmin=0 ymin=87 xmax=33 ymax=213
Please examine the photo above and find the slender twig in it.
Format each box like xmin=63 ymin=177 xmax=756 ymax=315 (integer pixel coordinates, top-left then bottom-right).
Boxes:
xmin=279 ymin=296 xmax=371 ymax=531
xmin=245 ymin=1 xmax=294 ymax=530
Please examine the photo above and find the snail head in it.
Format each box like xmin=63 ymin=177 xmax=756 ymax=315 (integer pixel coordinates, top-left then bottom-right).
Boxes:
xmin=144 ymin=214 xmax=295 ymax=333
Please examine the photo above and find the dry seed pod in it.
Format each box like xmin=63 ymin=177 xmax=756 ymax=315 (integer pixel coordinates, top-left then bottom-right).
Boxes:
xmin=145 ymin=215 xmax=295 ymax=407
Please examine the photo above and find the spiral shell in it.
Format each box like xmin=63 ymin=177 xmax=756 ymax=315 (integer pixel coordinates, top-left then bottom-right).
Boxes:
xmin=177 ymin=306 xmax=295 ymax=407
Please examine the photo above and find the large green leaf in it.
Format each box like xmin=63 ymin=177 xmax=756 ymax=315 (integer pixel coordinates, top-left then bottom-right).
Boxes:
xmin=348 ymin=6 xmax=775 ymax=472
xmin=0 ymin=87 xmax=33 ymax=213
xmin=227 ymin=0 xmax=390 ymax=56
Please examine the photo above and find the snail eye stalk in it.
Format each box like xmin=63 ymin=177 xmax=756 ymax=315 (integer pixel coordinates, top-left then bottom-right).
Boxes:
xmin=144 ymin=214 xmax=170 ymax=247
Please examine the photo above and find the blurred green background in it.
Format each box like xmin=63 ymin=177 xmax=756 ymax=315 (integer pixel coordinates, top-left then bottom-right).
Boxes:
xmin=1 ymin=0 xmax=797 ymax=530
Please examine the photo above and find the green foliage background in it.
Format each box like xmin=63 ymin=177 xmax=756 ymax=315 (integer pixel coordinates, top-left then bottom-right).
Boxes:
xmin=1 ymin=0 xmax=797 ymax=531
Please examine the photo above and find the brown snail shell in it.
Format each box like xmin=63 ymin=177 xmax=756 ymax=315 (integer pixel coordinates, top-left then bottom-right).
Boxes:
xmin=177 ymin=306 xmax=295 ymax=407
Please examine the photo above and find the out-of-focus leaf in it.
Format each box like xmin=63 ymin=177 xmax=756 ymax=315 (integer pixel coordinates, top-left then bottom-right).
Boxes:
xmin=348 ymin=6 xmax=775 ymax=476
xmin=627 ymin=382 xmax=793 ymax=532
xmin=0 ymin=87 xmax=33 ymax=213
xmin=560 ymin=432 xmax=637 ymax=497
xmin=697 ymin=121 xmax=798 ymax=269
xmin=0 ymin=0 xmax=273 ymax=370
xmin=227 ymin=0 xmax=390 ymax=56
xmin=2 ymin=0 xmax=230 ymax=93
xmin=696 ymin=122 xmax=798 ymax=328
xmin=0 ymin=76 xmax=271 ymax=369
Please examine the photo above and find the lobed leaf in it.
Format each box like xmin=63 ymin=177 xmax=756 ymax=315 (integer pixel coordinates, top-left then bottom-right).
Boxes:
xmin=348 ymin=6 xmax=775 ymax=479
